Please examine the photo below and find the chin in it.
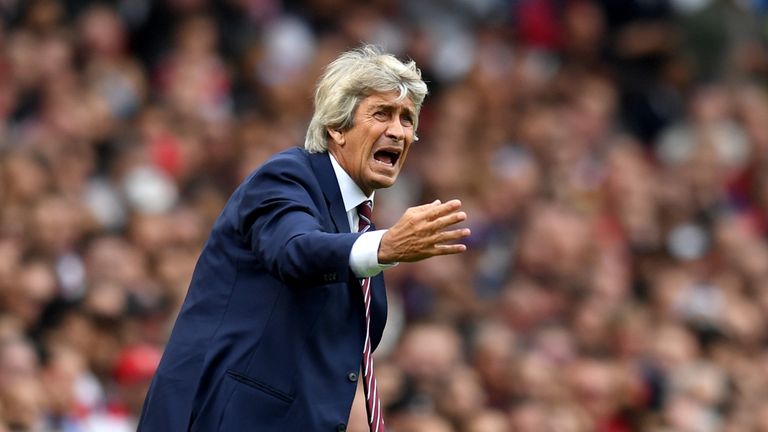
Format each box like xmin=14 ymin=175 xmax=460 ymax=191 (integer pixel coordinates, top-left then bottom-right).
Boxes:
xmin=368 ymin=176 xmax=397 ymax=192
xmin=364 ymin=166 xmax=400 ymax=189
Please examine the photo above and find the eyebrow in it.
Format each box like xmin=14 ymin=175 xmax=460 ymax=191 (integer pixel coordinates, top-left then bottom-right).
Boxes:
xmin=370 ymin=103 xmax=415 ymax=117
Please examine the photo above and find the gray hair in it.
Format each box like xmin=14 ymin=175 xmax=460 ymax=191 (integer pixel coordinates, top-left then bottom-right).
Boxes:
xmin=304 ymin=45 xmax=428 ymax=153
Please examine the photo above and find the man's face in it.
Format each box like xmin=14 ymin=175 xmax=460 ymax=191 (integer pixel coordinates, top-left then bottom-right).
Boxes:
xmin=327 ymin=91 xmax=417 ymax=196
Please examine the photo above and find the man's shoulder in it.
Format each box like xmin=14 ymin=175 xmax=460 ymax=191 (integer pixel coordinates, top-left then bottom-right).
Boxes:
xmin=245 ymin=147 xmax=312 ymax=179
xmin=265 ymin=146 xmax=311 ymax=168
xmin=226 ymin=147 xmax=324 ymax=215
xmin=241 ymin=147 xmax=330 ymax=188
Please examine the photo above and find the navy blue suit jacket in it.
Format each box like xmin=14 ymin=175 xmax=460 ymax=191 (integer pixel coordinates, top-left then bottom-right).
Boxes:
xmin=138 ymin=147 xmax=388 ymax=431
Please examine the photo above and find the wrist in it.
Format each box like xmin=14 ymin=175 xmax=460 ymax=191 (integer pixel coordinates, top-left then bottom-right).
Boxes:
xmin=377 ymin=234 xmax=394 ymax=264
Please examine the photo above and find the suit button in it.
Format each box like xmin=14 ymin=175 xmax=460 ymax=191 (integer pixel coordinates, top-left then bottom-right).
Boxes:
xmin=336 ymin=423 xmax=346 ymax=431
xmin=347 ymin=372 xmax=358 ymax=382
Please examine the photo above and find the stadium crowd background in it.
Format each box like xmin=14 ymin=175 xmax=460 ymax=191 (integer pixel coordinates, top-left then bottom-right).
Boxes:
xmin=2 ymin=0 xmax=768 ymax=430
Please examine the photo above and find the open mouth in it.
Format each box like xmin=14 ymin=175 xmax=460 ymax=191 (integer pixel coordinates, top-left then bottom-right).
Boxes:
xmin=373 ymin=149 xmax=401 ymax=167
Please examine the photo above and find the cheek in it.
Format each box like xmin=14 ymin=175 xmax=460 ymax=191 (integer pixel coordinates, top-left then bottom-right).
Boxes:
xmin=400 ymin=145 xmax=412 ymax=163
xmin=360 ymin=142 xmax=376 ymax=161
xmin=361 ymin=145 xmax=373 ymax=159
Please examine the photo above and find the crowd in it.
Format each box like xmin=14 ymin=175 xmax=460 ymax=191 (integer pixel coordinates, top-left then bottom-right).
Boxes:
xmin=2 ymin=0 xmax=768 ymax=430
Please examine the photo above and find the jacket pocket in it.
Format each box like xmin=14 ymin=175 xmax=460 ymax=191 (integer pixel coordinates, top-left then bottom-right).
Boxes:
xmin=225 ymin=369 xmax=294 ymax=403
xmin=215 ymin=369 xmax=294 ymax=431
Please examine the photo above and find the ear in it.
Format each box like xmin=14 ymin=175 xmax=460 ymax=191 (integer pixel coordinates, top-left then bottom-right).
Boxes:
xmin=326 ymin=127 xmax=345 ymax=146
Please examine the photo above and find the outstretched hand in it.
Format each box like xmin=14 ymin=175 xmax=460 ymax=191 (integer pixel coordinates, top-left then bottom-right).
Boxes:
xmin=378 ymin=199 xmax=471 ymax=264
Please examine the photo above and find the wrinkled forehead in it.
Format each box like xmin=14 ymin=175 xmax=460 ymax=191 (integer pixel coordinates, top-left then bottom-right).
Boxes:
xmin=360 ymin=90 xmax=417 ymax=114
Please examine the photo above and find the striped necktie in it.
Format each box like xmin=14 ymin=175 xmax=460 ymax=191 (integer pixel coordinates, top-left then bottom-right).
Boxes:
xmin=356 ymin=200 xmax=386 ymax=432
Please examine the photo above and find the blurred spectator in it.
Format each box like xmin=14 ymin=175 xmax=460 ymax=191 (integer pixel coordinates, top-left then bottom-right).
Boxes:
xmin=2 ymin=0 xmax=768 ymax=430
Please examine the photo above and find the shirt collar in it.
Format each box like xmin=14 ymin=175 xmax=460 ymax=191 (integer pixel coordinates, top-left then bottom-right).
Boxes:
xmin=328 ymin=153 xmax=374 ymax=213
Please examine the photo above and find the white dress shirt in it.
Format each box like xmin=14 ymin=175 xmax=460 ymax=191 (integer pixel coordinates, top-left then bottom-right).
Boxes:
xmin=329 ymin=153 xmax=395 ymax=278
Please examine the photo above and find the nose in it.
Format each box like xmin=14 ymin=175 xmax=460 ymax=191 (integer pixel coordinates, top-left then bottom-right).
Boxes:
xmin=385 ymin=117 xmax=405 ymax=143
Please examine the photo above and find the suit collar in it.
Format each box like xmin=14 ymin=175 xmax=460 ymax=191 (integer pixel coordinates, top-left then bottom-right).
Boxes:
xmin=328 ymin=153 xmax=375 ymax=214
xmin=308 ymin=150 xmax=351 ymax=233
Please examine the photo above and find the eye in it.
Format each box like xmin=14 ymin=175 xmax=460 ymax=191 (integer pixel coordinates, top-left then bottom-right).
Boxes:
xmin=400 ymin=114 xmax=414 ymax=127
xmin=373 ymin=111 xmax=388 ymax=121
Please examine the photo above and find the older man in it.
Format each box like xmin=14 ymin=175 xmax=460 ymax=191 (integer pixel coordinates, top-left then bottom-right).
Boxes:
xmin=138 ymin=45 xmax=469 ymax=432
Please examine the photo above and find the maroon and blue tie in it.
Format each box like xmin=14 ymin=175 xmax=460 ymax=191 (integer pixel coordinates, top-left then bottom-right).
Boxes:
xmin=356 ymin=201 xmax=385 ymax=432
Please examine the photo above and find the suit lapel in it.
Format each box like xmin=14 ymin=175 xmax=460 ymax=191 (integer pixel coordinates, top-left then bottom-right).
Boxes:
xmin=308 ymin=151 xmax=350 ymax=234
xmin=308 ymin=150 xmax=388 ymax=348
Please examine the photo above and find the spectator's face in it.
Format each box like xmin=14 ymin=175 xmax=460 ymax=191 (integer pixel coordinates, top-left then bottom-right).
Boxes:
xmin=0 ymin=339 xmax=39 ymax=388
xmin=79 ymin=5 xmax=125 ymax=57
xmin=436 ymin=368 xmax=486 ymax=422
xmin=0 ymin=377 xmax=46 ymax=431
xmin=463 ymin=410 xmax=510 ymax=432
xmin=328 ymin=91 xmax=416 ymax=196
xmin=566 ymin=360 xmax=619 ymax=421
xmin=755 ymin=402 xmax=768 ymax=432
xmin=5 ymin=261 xmax=57 ymax=328
xmin=508 ymin=402 xmax=548 ymax=432
xmin=516 ymin=204 xmax=592 ymax=282
xmin=396 ymin=323 xmax=460 ymax=384
xmin=40 ymin=346 xmax=85 ymax=414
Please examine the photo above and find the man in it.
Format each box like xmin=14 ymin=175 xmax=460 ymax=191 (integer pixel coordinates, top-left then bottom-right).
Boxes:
xmin=138 ymin=45 xmax=470 ymax=431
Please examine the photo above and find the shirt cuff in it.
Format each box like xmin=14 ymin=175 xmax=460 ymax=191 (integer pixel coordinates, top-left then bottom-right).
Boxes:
xmin=349 ymin=229 xmax=398 ymax=278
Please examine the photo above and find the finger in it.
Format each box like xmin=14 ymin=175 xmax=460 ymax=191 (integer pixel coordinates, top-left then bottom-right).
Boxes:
xmin=410 ymin=199 xmax=442 ymax=213
xmin=432 ymin=228 xmax=471 ymax=244
xmin=431 ymin=211 xmax=467 ymax=229
xmin=426 ymin=199 xmax=462 ymax=220
xmin=428 ymin=243 xmax=467 ymax=256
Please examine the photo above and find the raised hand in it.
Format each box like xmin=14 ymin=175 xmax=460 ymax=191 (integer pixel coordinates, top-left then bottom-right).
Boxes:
xmin=378 ymin=199 xmax=471 ymax=264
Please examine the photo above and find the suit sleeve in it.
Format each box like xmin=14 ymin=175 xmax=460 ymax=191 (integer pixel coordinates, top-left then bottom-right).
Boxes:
xmin=236 ymin=156 xmax=361 ymax=286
